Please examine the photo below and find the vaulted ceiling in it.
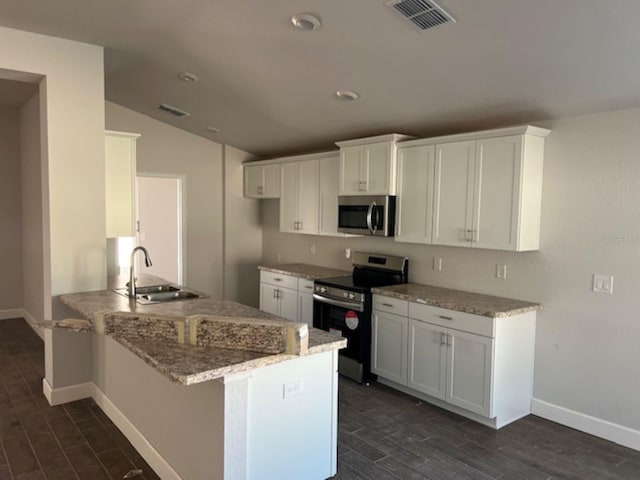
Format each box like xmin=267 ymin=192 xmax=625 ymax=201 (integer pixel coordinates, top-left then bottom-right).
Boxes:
xmin=1 ymin=1 xmax=639 ymax=157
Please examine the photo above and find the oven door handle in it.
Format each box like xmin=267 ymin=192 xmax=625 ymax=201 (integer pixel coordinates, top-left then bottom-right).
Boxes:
xmin=366 ymin=201 xmax=377 ymax=235
xmin=313 ymin=294 xmax=365 ymax=312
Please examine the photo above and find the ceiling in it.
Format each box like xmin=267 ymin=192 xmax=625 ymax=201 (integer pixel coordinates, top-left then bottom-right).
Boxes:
xmin=0 ymin=0 xmax=639 ymax=157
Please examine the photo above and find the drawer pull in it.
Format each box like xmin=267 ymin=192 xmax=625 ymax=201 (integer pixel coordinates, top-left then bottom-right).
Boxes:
xmin=304 ymin=285 xmax=313 ymax=289
xmin=273 ymin=278 xmax=283 ymax=282
xmin=382 ymin=303 xmax=394 ymax=307
xmin=439 ymin=315 xmax=453 ymax=321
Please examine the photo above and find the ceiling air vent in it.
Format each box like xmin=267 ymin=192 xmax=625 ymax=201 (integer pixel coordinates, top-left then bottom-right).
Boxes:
xmin=156 ymin=103 xmax=191 ymax=118
xmin=387 ymin=0 xmax=456 ymax=31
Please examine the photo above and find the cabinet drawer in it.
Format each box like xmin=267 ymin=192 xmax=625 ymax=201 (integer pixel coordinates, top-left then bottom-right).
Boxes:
xmin=409 ymin=303 xmax=495 ymax=338
xmin=373 ymin=295 xmax=409 ymax=317
xmin=260 ymin=271 xmax=298 ymax=290
xmin=298 ymin=278 xmax=315 ymax=292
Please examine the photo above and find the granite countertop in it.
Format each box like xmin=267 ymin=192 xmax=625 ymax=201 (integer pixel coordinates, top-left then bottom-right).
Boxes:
xmin=49 ymin=276 xmax=346 ymax=385
xmin=372 ymin=283 xmax=541 ymax=318
xmin=259 ymin=263 xmax=349 ymax=280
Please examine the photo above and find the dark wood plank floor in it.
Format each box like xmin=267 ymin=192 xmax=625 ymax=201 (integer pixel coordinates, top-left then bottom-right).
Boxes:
xmin=334 ymin=373 xmax=640 ymax=479
xmin=2 ymin=317 xmax=640 ymax=480
xmin=0 ymin=318 xmax=159 ymax=480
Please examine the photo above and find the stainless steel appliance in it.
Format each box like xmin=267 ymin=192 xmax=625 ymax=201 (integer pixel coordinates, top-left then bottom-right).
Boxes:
xmin=337 ymin=195 xmax=396 ymax=237
xmin=312 ymin=252 xmax=408 ymax=383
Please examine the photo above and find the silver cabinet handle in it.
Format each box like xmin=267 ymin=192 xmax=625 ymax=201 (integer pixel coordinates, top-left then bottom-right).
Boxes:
xmin=272 ymin=288 xmax=277 ymax=298
xmin=273 ymin=278 xmax=283 ymax=282
xmin=439 ymin=315 xmax=453 ymax=321
xmin=304 ymin=285 xmax=313 ymax=290
xmin=466 ymin=229 xmax=473 ymax=242
xmin=382 ymin=303 xmax=394 ymax=308
xmin=257 ymin=185 xmax=264 ymax=195
xmin=440 ymin=332 xmax=446 ymax=345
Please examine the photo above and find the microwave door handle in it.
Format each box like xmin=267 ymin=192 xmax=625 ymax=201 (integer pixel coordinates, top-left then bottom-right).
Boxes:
xmin=366 ymin=202 xmax=374 ymax=235
xmin=369 ymin=201 xmax=378 ymax=235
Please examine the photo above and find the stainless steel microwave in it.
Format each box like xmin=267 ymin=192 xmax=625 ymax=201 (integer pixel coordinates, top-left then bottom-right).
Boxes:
xmin=337 ymin=195 xmax=396 ymax=237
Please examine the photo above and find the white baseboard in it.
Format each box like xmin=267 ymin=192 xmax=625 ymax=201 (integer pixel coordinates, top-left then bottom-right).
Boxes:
xmin=92 ymin=385 xmax=181 ymax=480
xmin=42 ymin=378 xmax=93 ymax=405
xmin=42 ymin=379 xmax=180 ymax=479
xmin=532 ymin=398 xmax=640 ymax=451
xmin=0 ymin=308 xmax=24 ymax=320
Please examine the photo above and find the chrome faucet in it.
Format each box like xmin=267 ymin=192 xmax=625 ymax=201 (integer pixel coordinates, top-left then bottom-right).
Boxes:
xmin=128 ymin=246 xmax=152 ymax=298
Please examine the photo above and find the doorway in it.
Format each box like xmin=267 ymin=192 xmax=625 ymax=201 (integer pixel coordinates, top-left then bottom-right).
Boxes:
xmin=135 ymin=175 xmax=184 ymax=285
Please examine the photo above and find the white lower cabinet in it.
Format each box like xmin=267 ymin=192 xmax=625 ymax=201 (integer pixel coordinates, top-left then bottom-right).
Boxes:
xmin=372 ymin=311 xmax=408 ymax=385
xmin=259 ymin=272 xmax=316 ymax=325
xmin=373 ymin=294 xmax=535 ymax=429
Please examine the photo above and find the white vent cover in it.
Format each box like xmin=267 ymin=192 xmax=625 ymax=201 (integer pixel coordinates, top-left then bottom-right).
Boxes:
xmin=387 ymin=0 xmax=456 ymax=31
xmin=157 ymin=103 xmax=191 ymax=118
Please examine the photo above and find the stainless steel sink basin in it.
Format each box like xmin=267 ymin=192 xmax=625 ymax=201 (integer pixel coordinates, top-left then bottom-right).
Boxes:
xmin=112 ymin=285 xmax=202 ymax=304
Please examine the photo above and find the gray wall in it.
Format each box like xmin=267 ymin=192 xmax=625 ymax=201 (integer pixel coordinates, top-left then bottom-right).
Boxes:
xmin=0 ymin=107 xmax=23 ymax=311
xmin=261 ymin=107 xmax=640 ymax=432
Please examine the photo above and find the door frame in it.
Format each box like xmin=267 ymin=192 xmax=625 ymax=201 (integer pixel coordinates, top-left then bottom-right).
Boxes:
xmin=135 ymin=173 xmax=187 ymax=285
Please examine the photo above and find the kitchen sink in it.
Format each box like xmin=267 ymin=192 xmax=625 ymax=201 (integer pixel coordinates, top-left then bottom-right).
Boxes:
xmin=112 ymin=285 xmax=202 ymax=304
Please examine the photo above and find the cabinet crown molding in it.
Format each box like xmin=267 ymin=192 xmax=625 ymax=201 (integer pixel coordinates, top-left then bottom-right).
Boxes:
xmin=244 ymin=150 xmax=338 ymax=166
xmin=105 ymin=130 xmax=141 ymax=140
xmin=336 ymin=133 xmax=414 ymax=148
xmin=399 ymin=125 xmax=550 ymax=148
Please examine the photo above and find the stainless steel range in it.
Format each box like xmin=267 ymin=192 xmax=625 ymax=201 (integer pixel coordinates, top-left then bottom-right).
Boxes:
xmin=312 ymin=252 xmax=408 ymax=383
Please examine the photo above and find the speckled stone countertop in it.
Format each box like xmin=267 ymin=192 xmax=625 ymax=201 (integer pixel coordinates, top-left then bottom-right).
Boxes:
xmin=48 ymin=276 xmax=346 ymax=385
xmin=372 ymin=283 xmax=541 ymax=318
xmin=259 ymin=263 xmax=349 ymax=280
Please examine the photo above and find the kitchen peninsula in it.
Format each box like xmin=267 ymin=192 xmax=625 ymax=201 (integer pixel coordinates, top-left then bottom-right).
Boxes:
xmin=44 ymin=278 xmax=346 ymax=480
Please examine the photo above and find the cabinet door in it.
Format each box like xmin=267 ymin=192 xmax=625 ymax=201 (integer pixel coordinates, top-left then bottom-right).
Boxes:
xmin=297 ymin=160 xmax=319 ymax=235
xmin=280 ymin=163 xmax=299 ymax=233
xmin=364 ymin=142 xmax=391 ymax=194
xmin=473 ymin=136 xmax=522 ymax=250
xmin=298 ymin=291 xmax=314 ymax=327
xmin=446 ymin=330 xmax=494 ymax=417
xmin=105 ymin=132 xmax=137 ymax=237
xmin=260 ymin=283 xmax=280 ymax=316
xmin=432 ymin=140 xmax=476 ymax=247
xmin=262 ymin=164 xmax=281 ymax=198
xmin=396 ymin=145 xmax=435 ymax=243
xmin=279 ymin=286 xmax=299 ymax=322
xmin=408 ymin=319 xmax=447 ymax=400
xmin=371 ymin=310 xmax=408 ymax=385
xmin=319 ymin=156 xmax=341 ymax=236
xmin=244 ymin=165 xmax=264 ymax=198
xmin=339 ymin=146 xmax=363 ymax=195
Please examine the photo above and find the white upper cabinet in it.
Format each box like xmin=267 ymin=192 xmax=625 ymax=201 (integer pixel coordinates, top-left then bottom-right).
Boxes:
xmin=244 ymin=163 xmax=280 ymax=198
xmin=280 ymin=159 xmax=319 ymax=235
xmin=105 ymin=130 xmax=140 ymax=238
xmin=318 ymin=155 xmax=343 ymax=236
xmin=337 ymin=134 xmax=413 ymax=196
xmin=395 ymin=144 xmax=436 ymax=243
xmin=397 ymin=126 xmax=549 ymax=251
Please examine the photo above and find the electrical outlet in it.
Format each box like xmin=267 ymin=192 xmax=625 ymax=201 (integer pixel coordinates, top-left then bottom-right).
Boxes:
xmin=496 ymin=264 xmax=507 ymax=279
xmin=592 ymin=274 xmax=614 ymax=294
xmin=433 ymin=257 xmax=442 ymax=271
xmin=345 ymin=248 xmax=351 ymax=259
xmin=283 ymin=379 xmax=303 ymax=399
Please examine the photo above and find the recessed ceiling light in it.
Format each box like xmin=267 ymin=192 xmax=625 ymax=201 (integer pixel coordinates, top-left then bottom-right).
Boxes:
xmin=335 ymin=90 xmax=360 ymax=101
xmin=205 ymin=126 xmax=220 ymax=134
xmin=178 ymin=71 xmax=199 ymax=83
xmin=291 ymin=13 xmax=321 ymax=31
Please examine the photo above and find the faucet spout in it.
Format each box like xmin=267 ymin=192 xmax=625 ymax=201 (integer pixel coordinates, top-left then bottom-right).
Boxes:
xmin=129 ymin=246 xmax=153 ymax=298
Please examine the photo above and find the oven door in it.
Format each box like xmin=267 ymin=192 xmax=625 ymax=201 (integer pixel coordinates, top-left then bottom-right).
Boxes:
xmin=313 ymin=294 xmax=372 ymax=383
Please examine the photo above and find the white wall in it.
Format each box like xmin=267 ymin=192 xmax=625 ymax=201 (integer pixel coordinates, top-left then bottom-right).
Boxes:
xmin=224 ymin=145 xmax=262 ymax=307
xmin=0 ymin=107 xmax=23 ymax=311
xmin=261 ymin=107 xmax=640 ymax=438
xmin=20 ymin=93 xmax=48 ymax=327
xmin=105 ymin=101 xmax=225 ymax=298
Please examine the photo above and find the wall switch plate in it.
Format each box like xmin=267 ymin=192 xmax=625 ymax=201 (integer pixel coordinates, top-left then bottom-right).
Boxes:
xmin=345 ymin=248 xmax=351 ymax=259
xmin=433 ymin=257 xmax=442 ymax=271
xmin=592 ymin=274 xmax=614 ymax=294
xmin=283 ymin=379 xmax=303 ymax=399
xmin=496 ymin=264 xmax=507 ymax=279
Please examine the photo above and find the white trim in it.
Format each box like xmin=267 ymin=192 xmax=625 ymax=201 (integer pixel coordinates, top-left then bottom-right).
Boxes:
xmin=243 ymin=149 xmax=339 ymax=166
xmin=0 ymin=308 xmax=24 ymax=320
xmin=42 ymin=379 xmax=181 ymax=479
xmin=336 ymin=133 xmax=414 ymax=148
xmin=42 ymin=378 xmax=93 ymax=406
xmin=93 ymin=385 xmax=182 ymax=480
xmin=532 ymin=398 xmax=640 ymax=452
xmin=399 ymin=125 xmax=551 ymax=148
